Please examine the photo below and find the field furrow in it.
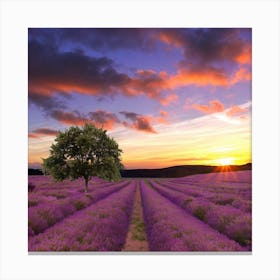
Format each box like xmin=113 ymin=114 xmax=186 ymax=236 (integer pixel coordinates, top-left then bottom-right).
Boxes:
xmin=122 ymin=180 xmax=149 ymax=251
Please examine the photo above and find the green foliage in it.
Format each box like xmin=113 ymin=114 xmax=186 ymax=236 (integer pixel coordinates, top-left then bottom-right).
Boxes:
xmin=74 ymin=200 xmax=86 ymax=210
xmin=193 ymin=206 xmax=207 ymax=221
xmin=131 ymin=217 xmax=146 ymax=241
xmin=42 ymin=123 xmax=123 ymax=192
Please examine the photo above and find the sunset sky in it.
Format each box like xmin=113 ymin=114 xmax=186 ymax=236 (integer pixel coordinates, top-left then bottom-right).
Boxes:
xmin=28 ymin=28 xmax=252 ymax=169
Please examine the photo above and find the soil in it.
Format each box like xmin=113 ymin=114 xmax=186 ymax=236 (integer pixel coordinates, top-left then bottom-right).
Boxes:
xmin=122 ymin=181 xmax=149 ymax=251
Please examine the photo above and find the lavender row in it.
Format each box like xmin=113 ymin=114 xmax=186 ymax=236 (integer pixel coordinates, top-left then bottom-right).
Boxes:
xmin=140 ymin=181 xmax=243 ymax=251
xmin=29 ymin=182 xmax=136 ymax=251
xmin=158 ymin=180 xmax=251 ymax=213
xmin=28 ymin=180 xmax=130 ymax=236
xmin=165 ymin=176 xmax=251 ymax=196
xmin=28 ymin=179 xmax=120 ymax=207
xmin=28 ymin=176 xmax=111 ymax=193
xmin=149 ymin=180 xmax=251 ymax=247
xmin=168 ymin=171 xmax=252 ymax=188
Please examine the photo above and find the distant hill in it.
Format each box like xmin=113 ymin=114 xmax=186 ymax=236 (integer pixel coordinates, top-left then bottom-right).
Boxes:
xmin=120 ymin=163 xmax=252 ymax=178
xmin=28 ymin=168 xmax=43 ymax=175
xmin=28 ymin=163 xmax=252 ymax=178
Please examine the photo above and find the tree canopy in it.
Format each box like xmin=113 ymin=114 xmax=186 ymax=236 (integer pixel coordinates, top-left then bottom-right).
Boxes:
xmin=42 ymin=123 xmax=123 ymax=192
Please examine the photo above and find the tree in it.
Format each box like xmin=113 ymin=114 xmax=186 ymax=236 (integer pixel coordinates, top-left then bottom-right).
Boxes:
xmin=42 ymin=123 xmax=123 ymax=193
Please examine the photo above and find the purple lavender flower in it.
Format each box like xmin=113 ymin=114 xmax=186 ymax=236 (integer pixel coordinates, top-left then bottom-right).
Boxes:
xmin=140 ymin=181 xmax=243 ymax=251
xmin=29 ymin=180 xmax=130 ymax=235
xmin=29 ymin=182 xmax=136 ymax=251
xmin=149 ymin=180 xmax=251 ymax=247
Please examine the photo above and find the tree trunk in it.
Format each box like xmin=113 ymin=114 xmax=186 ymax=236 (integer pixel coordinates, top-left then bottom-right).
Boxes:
xmin=84 ymin=178 xmax=89 ymax=193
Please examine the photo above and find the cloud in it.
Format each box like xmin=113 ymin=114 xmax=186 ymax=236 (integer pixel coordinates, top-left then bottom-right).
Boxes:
xmin=168 ymin=66 xmax=230 ymax=87
xmin=120 ymin=111 xmax=157 ymax=133
xmin=125 ymin=69 xmax=168 ymax=99
xmin=28 ymin=128 xmax=58 ymax=138
xmin=29 ymin=91 xmax=66 ymax=112
xmin=157 ymin=28 xmax=251 ymax=89
xmin=88 ymin=110 xmax=120 ymax=129
xmin=28 ymin=39 xmax=169 ymax=107
xmin=30 ymin=28 xmax=251 ymax=66
xmin=29 ymin=40 xmax=131 ymax=98
xmin=58 ymin=28 xmax=157 ymax=51
xmin=192 ymin=100 xmax=250 ymax=121
xmin=29 ymin=29 xmax=251 ymax=114
xmin=230 ymin=67 xmax=251 ymax=85
xmin=226 ymin=105 xmax=248 ymax=117
xmin=49 ymin=109 xmax=120 ymax=130
xmin=158 ymin=28 xmax=251 ymax=66
xmin=157 ymin=110 xmax=170 ymax=124
xmin=235 ymin=43 xmax=252 ymax=65
xmin=167 ymin=65 xmax=251 ymax=88
xmin=160 ymin=93 xmax=178 ymax=106
xmin=192 ymin=100 xmax=225 ymax=114
xmin=50 ymin=110 xmax=89 ymax=126
xmin=44 ymin=107 xmax=156 ymax=134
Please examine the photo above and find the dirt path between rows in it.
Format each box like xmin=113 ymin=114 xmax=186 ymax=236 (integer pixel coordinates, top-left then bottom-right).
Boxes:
xmin=122 ymin=181 xmax=149 ymax=251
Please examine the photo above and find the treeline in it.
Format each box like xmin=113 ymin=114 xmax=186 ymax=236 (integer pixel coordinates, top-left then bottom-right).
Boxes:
xmin=28 ymin=163 xmax=252 ymax=178
xmin=28 ymin=169 xmax=43 ymax=175
xmin=120 ymin=163 xmax=252 ymax=178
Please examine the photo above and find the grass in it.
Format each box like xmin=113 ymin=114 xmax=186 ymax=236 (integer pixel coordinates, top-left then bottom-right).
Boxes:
xmin=131 ymin=217 xmax=146 ymax=241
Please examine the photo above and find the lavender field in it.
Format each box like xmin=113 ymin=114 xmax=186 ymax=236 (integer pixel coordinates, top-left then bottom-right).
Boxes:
xmin=28 ymin=170 xmax=251 ymax=252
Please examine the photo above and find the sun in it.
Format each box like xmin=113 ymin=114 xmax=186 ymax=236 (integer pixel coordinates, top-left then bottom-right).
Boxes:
xmin=217 ymin=158 xmax=234 ymax=166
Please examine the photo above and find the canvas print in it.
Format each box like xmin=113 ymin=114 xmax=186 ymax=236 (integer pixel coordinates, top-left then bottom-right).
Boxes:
xmin=28 ymin=28 xmax=252 ymax=252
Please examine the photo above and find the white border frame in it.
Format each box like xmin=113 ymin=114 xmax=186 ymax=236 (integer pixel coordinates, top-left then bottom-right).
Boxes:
xmin=1 ymin=0 xmax=279 ymax=279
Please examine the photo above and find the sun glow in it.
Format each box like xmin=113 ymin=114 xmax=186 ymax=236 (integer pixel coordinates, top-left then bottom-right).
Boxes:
xmin=217 ymin=158 xmax=234 ymax=166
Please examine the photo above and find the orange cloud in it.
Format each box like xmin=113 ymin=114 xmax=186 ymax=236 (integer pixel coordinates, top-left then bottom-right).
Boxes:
xmin=160 ymin=93 xmax=179 ymax=106
xmin=50 ymin=110 xmax=89 ymax=126
xmin=157 ymin=29 xmax=252 ymax=66
xmin=235 ymin=43 xmax=251 ymax=65
xmin=28 ymin=128 xmax=58 ymax=139
xmin=168 ymin=67 xmax=230 ymax=88
xmin=193 ymin=100 xmax=225 ymax=114
xmin=28 ymin=133 xmax=39 ymax=139
xmin=50 ymin=110 xmax=121 ymax=130
xmin=226 ymin=105 xmax=248 ymax=117
xmin=126 ymin=69 xmax=169 ymax=99
xmin=230 ymin=67 xmax=251 ymax=85
xmin=167 ymin=66 xmax=251 ymax=89
xmin=158 ymin=32 xmax=182 ymax=48
xmin=157 ymin=110 xmax=170 ymax=124
xmin=193 ymin=101 xmax=250 ymax=120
